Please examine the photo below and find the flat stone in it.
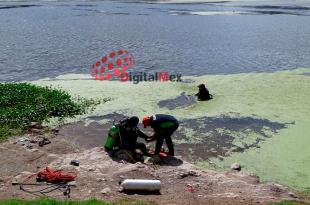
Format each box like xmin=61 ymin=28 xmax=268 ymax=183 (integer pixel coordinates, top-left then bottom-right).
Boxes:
xmin=97 ymin=178 xmax=106 ymax=182
xmin=30 ymin=122 xmax=43 ymax=129
xmin=31 ymin=129 xmax=43 ymax=134
xmin=101 ymin=187 xmax=111 ymax=194
xmin=288 ymin=192 xmax=297 ymax=198
xmin=230 ymin=163 xmax=241 ymax=171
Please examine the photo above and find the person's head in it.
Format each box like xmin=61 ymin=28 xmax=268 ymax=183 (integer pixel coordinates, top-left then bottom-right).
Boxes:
xmin=126 ymin=116 xmax=139 ymax=128
xmin=198 ymin=84 xmax=206 ymax=89
xmin=142 ymin=116 xmax=151 ymax=128
xmin=198 ymin=84 xmax=207 ymax=91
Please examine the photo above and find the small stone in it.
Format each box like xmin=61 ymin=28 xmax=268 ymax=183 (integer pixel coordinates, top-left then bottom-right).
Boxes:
xmin=30 ymin=148 xmax=39 ymax=152
xmin=70 ymin=160 xmax=80 ymax=167
xmin=88 ymin=168 xmax=95 ymax=171
xmin=230 ymin=163 xmax=241 ymax=171
xmin=97 ymin=178 xmax=106 ymax=182
xmin=101 ymin=187 xmax=111 ymax=194
xmin=17 ymin=136 xmax=30 ymax=143
xmin=119 ymin=175 xmax=124 ymax=179
xmin=20 ymin=171 xmax=33 ymax=175
xmin=14 ymin=171 xmax=33 ymax=182
xmin=51 ymin=128 xmax=59 ymax=134
xmin=288 ymin=192 xmax=297 ymax=198
xmin=31 ymin=129 xmax=43 ymax=135
xmin=24 ymin=144 xmax=33 ymax=150
xmin=30 ymin=122 xmax=43 ymax=129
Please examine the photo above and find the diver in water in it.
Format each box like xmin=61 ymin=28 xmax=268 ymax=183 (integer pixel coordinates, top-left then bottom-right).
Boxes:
xmin=195 ymin=84 xmax=213 ymax=101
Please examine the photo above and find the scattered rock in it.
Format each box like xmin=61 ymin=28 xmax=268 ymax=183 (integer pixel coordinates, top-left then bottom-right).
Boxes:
xmin=230 ymin=163 xmax=241 ymax=171
xmin=101 ymin=187 xmax=111 ymax=194
xmin=30 ymin=148 xmax=39 ymax=152
xmin=30 ymin=122 xmax=43 ymax=129
xmin=97 ymin=178 xmax=106 ymax=182
xmin=51 ymin=128 xmax=59 ymax=135
xmin=14 ymin=171 xmax=33 ymax=182
xmin=38 ymin=138 xmax=51 ymax=147
xmin=31 ymin=128 xmax=43 ymax=134
xmin=270 ymin=184 xmax=286 ymax=193
xmin=288 ymin=192 xmax=297 ymax=198
xmin=20 ymin=171 xmax=33 ymax=175
xmin=88 ymin=168 xmax=95 ymax=171
xmin=16 ymin=136 xmax=30 ymax=143
xmin=178 ymin=171 xmax=200 ymax=179
xmin=70 ymin=160 xmax=80 ymax=167
xmin=47 ymin=154 xmax=59 ymax=158
xmin=24 ymin=144 xmax=33 ymax=150
xmin=135 ymin=162 xmax=146 ymax=169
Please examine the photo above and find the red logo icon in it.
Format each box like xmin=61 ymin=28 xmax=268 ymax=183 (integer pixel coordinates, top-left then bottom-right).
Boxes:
xmin=90 ymin=50 xmax=135 ymax=81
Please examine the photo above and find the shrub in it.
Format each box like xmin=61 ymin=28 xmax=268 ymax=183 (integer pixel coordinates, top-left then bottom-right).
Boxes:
xmin=0 ymin=83 xmax=107 ymax=140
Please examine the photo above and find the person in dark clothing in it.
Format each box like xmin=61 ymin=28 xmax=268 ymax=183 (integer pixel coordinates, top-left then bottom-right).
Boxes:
xmin=142 ymin=114 xmax=179 ymax=156
xmin=105 ymin=116 xmax=149 ymax=161
xmin=118 ymin=116 xmax=149 ymax=154
xmin=195 ymin=84 xmax=213 ymax=101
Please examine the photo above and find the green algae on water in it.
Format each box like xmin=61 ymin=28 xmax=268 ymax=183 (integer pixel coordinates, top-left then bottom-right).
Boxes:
xmin=31 ymin=68 xmax=310 ymax=191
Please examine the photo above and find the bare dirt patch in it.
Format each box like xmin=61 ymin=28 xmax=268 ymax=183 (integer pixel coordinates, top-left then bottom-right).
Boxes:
xmin=0 ymin=132 xmax=303 ymax=205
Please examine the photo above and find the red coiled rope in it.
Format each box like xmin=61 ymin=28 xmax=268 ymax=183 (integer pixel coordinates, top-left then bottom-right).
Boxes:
xmin=36 ymin=167 xmax=77 ymax=183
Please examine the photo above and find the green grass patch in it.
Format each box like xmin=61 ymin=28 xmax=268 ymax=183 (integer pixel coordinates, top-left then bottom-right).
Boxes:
xmin=0 ymin=198 xmax=156 ymax=205
xmin=0 ymin=83 xmax=108 ymax=141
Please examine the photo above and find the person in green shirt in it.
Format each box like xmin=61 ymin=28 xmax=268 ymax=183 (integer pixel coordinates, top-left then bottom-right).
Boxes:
xmin=142 ymin=114 xmax=179 ymax=157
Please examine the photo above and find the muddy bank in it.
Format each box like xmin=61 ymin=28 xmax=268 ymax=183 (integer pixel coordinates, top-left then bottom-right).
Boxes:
xmin=58 ymin=113 xmax=289 ymax=163
xmin=0 ymin=133 xmax=302 ymax=204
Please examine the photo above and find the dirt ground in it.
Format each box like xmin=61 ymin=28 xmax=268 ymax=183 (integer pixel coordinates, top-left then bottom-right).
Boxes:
xmin=0 ymin=131 xmax=307 ymax=205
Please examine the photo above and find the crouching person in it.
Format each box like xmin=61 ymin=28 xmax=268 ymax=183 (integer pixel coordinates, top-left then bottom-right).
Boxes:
xmin=142 ymin=114 xmax=179 ymax=160
xmin=104 ymin=116 xmax=149 ymax=162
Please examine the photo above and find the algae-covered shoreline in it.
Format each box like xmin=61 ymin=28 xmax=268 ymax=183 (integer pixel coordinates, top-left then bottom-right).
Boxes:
xmin=30 ymin=68 xmax=310 ymax=192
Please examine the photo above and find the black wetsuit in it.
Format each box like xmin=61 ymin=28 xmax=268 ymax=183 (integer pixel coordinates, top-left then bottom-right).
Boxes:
xmin=118 ymin=122 xmax=148 ymax=153
xmin=150 ymin=114 xmax=179 ymax=156
xmin=196 ymin=88 xmax=212 ymax=101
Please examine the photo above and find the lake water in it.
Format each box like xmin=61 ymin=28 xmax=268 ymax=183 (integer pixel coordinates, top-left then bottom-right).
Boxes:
xmin=2 ymin=0 xmax=310 ymax=191
xmin=1 ymin=0 xmax=310 ymax=81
